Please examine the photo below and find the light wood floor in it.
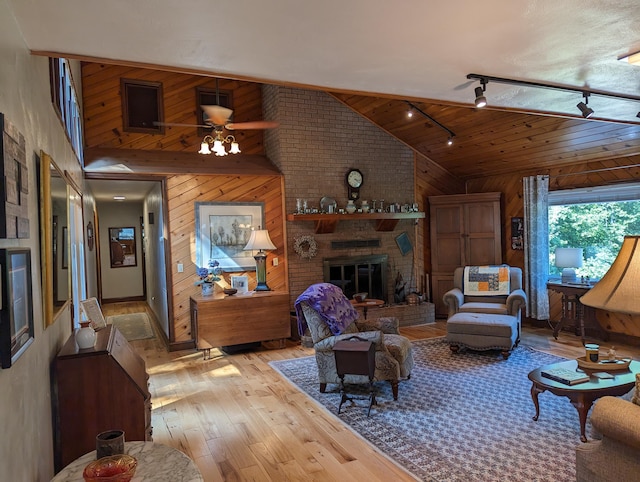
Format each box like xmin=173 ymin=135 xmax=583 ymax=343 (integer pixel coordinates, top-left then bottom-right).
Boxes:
xmin=102 ymin=302 xmax=640 ymax=482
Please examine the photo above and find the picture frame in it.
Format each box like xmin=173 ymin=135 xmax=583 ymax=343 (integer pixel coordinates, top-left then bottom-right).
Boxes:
xmin=395 ymin=231 xmax=413 ymax=256
xmin=79 ymin=297 xmax=107 ymax=331
xmin=230 ymin=275 xmax=249 ymax=294
xmin=511 ymin=217 xmax=524 ymax=250
xmin=0 ymin=248 xmax=34 ymax=368
xmin=195 ymin=202 xmax=264 ymax=272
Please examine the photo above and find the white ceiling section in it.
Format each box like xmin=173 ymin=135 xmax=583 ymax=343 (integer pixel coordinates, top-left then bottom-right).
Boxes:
xmin=7 ymin=0 xmax=640 ymax=122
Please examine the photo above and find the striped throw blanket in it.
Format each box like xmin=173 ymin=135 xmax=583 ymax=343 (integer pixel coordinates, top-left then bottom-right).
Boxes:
xmin=463 ymin=265 xmax=510 ymax=296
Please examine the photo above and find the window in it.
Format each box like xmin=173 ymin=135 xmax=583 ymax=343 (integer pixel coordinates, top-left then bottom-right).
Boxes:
xmin=121 ymin=79 xmax=164 ymax=133
xmin=548 ymin=183 xmax=640 ymax=280
xmin=49 ymin=58 xmax=83 ymax=163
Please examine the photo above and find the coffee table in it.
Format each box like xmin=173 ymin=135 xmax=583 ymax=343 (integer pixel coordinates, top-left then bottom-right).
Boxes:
xmin=528 ymin=359 xmax=639 ymax=442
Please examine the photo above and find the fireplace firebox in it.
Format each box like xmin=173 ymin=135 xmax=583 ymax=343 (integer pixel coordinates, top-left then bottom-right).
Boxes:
xmin=323 ymin=254 xmax=388 ymax=302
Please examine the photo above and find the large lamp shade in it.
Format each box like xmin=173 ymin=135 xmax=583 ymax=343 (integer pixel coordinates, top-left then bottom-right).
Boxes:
xmin=580 ymin=236 xmax=640 ymax=314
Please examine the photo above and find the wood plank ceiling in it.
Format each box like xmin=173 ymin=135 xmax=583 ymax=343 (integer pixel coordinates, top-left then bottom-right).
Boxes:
xmin=331 ymin=94 xmax=640 ymax=182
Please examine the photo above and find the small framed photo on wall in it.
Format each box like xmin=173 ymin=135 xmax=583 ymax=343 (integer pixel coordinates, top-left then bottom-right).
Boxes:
xmin=230 ymin=275 xmax=249 ymax=294
xmin=511 ymin=217 xmax=524 ymax=250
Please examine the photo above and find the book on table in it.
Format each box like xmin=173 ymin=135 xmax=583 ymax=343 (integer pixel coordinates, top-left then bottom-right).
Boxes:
xmin=540 ymin=367 xmax=590 ymax=385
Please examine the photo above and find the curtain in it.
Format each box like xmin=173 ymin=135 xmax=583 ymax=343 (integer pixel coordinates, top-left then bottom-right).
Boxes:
xmin=523 ymin=175 xmax=549 ymax=320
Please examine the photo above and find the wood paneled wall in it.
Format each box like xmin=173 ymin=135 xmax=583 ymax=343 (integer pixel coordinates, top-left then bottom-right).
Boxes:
xmin=81 ymin=63 xmax=267 ymax=154
xmin=166 ymin=174 xmax=287 ymax=344
xmin=466 ymin=155 xmax=640 ymax=337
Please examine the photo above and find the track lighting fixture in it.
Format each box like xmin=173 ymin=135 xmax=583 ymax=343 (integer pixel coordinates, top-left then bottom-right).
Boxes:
xmin=407 ymin=109 xmax=414 ymax=118
xmin=577 ymin=94 xmax=594 ymax=119
xmin=466 ymin=73 xmax=640 ymax=122
xmin=474 ymin=85 xmax=487 ymax=108
xmin=405 ymin=101 xmax=456 ymax=146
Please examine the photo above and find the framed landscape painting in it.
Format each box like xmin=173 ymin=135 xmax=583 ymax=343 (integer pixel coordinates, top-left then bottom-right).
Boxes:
xmin=195 ymin=202 xmax=264 ymax=272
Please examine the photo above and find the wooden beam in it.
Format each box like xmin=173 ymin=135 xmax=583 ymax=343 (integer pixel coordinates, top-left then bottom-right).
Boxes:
xmin=84 ymin=147 xmax=282 ymax=176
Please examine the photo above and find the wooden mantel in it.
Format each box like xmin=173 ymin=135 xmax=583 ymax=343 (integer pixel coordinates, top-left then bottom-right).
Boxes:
xmin=286 ymin=212 xmax=425 ymax=234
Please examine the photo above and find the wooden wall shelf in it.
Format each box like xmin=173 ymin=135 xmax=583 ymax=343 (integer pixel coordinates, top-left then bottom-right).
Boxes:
xmin=286 ymin=212 xmax=425 ymax=234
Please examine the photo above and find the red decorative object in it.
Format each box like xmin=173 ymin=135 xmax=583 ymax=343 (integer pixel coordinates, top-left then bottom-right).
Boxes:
xmin=82 ymin=454 xmax=137 ymax=482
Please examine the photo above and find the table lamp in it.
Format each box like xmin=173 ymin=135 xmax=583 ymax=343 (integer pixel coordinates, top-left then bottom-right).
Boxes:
xmin=244 ymin=228 xmax=276 ymax=291
xmin=555 ymin=247 xmax=583 ymax=283
xmin=580 ymin=236 xmax=640 ymax=314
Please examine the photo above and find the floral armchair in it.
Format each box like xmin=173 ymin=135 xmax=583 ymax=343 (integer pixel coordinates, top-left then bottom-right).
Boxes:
xmin=295 ymin=283 xmax=414 ymax=400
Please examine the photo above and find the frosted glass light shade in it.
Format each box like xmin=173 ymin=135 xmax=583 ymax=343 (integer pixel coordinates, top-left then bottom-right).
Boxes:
xmin=580 ymin=236 xmax=640 ymax=314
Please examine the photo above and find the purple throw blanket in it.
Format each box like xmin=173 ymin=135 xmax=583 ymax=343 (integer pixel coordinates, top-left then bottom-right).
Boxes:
xmin=294 ymin=283 xmax=359 ymax=336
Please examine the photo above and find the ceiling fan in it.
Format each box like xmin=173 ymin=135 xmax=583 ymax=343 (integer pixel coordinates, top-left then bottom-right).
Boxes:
xmin=154 ymin=105 xmax=279 ymax=131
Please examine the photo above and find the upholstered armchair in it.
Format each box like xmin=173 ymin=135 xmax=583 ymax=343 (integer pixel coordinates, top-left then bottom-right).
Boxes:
xmin=575 ymin=394 xmax=640 ymax=481
xmin=443 ymin=266 xmax=526 ymax=321
xmin=295 ymin=283 xmax=413 ymax=400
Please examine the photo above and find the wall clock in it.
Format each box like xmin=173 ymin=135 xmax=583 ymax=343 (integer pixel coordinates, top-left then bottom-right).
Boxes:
xmin=345 ymin=168 xmax=363 ymax=200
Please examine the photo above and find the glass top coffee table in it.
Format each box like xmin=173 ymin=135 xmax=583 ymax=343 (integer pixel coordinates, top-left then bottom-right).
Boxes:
xmin=528 ymin=358 xmax=639 ymax=442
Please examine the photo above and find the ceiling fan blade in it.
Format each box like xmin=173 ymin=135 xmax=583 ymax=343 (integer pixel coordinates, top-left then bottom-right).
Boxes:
xmin=202 ymin=105 xmax=233 ymax=126
xmin=153 ymin=121 xmax=211 ymax=128
xmin=225 ymin=121 xmax=280 ymax=130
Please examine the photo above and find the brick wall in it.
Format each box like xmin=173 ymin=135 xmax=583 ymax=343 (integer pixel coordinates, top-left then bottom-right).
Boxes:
xmin=263 ymin=86 xmax=425 ymax=314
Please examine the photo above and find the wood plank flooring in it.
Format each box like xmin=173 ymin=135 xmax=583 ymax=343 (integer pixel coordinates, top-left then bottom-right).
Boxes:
xmin=102 ymin=302 xmax=640 ymax=482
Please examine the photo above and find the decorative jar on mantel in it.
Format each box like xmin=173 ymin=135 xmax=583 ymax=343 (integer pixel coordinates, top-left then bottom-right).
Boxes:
xmin=75 ymin=322 xmax=96 ymax=349
xmin=346 ymin=200 xmax=357 ymax=214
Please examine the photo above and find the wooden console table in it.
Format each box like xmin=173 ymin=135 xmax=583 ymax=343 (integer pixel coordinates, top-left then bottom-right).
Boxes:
xmin=547 ymin=282 xmax=608 ymax=343
xmin=191 ymin=291 xmax=290 ymax=357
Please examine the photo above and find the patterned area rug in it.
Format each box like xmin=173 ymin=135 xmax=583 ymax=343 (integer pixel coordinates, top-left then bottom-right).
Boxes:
xmin=107 ymin=312 xmax=155 ymax=341
xmin=270 ymin=338 xmax=587 ymax=481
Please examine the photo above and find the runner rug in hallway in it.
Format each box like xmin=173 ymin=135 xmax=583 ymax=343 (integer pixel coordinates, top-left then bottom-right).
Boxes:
xmin=106 ymin=312 xmax=155 ymax=341
xmin=270 ymin=337 xmax=590 ymax=482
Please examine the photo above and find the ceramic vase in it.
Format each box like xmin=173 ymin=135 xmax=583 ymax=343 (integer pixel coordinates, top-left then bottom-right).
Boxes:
xmin=346 ymin=200 xmax=356 ymax=214
xmin=361 ymin=200 xmax=369 ymax=213
xmin=201 ymin=283 xmax=214 ymax=296
xmin=76 ymin=322 xmax=96 ymax=349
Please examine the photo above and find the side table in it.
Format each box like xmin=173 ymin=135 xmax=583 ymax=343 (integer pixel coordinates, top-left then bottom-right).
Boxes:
xmin=334 ymin=337 xmax=377 ymax=416
xmin=350 ymin=298 xmax=384 ymax=319
xmin=547 ymin=282 xmax=609 ymax=342
xmin=52 ymin=441 xmax=203 ymax=481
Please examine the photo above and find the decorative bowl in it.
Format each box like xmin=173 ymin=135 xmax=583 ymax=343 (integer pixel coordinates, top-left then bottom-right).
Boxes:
xmin=223 ymin=288 xmax=238 ymax=296
xmin=352 ymin=292 xmax=368 ymax=303
xmin=82 ymin=454 xmax=137 ymax=482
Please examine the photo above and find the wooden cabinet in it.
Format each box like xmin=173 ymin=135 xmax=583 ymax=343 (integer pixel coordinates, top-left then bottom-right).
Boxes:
xmin=53 ymin=326 xmax=151 ymax=471
xmin=191 ymin=291 xmax=291 ymax=348
xmin=429 ymin=192 xmax=502 ymax=317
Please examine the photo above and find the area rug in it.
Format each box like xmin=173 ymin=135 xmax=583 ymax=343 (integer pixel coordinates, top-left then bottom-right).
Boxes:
xmin=107 ymin=312 xmax=155 ymax=341
xmin=270 ymin=338 xmax=588 ymax=482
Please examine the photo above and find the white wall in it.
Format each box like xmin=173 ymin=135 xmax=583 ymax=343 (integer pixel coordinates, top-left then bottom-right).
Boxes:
xmin=97 ymin=201 xmax=145 ymax=300
xmin=144 ymin=183 xmax=170 ymax=336
xmin=0 ymin=1 xmax=84 ymax=479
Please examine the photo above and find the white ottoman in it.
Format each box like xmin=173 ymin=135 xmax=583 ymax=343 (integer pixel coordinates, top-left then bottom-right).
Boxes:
xmin=446 ymin=312 xmax=520 ymax=359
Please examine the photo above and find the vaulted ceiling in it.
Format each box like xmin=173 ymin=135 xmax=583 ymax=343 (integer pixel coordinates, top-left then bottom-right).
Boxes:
xmin=7 ymin=0 xmax=640 ymax=183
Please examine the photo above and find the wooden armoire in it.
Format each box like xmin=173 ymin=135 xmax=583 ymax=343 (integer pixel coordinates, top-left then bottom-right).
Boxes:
xmin=429 ymin=192 xmax=503 ymax=317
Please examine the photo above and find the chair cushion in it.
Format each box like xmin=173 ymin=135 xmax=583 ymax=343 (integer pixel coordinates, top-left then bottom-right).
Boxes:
xmin=383 ymin=333 xmax=412 ymax=363
xmin=447 ymin=312 xmax=518 ymax=338
xmin=459 ymin=302 xmax=508 ymax=315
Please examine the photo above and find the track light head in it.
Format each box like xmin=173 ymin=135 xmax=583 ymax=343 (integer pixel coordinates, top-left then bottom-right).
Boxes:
xmin=447 ymin=136 xmax=454 ymax=146
xmin=474 ymin=86 xmax=487 ymax=108
xmin=407 ymin=109 xmax=414 ymax=118
xmin=577 ymin=93 xmax=594 ymax=119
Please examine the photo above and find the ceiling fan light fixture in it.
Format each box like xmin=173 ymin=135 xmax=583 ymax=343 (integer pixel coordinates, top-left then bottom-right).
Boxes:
xmin=198 ymin=137 xmax=212 ymax=155
xmin=229 ymin=140 xmax=241 ymax=154
xmin=474 ymin=86 xmax=487 ymax=108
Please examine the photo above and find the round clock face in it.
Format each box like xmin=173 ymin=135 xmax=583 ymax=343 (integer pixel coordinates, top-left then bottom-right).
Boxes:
xmin=346 ymin=169 xmax=363 ymax=188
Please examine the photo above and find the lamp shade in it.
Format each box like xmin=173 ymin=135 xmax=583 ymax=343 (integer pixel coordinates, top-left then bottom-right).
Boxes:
xmin=555 ymin=248 xmax=583 ymax=268
xmin=580 ymin=236 xmax=640 ymax=314
xmin=243 ymin=229 xmax=276 ymax=252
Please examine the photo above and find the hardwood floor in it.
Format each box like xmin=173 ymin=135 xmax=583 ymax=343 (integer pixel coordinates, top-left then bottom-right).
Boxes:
xmin=102 ymin=301 xmax=640 ymax=482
